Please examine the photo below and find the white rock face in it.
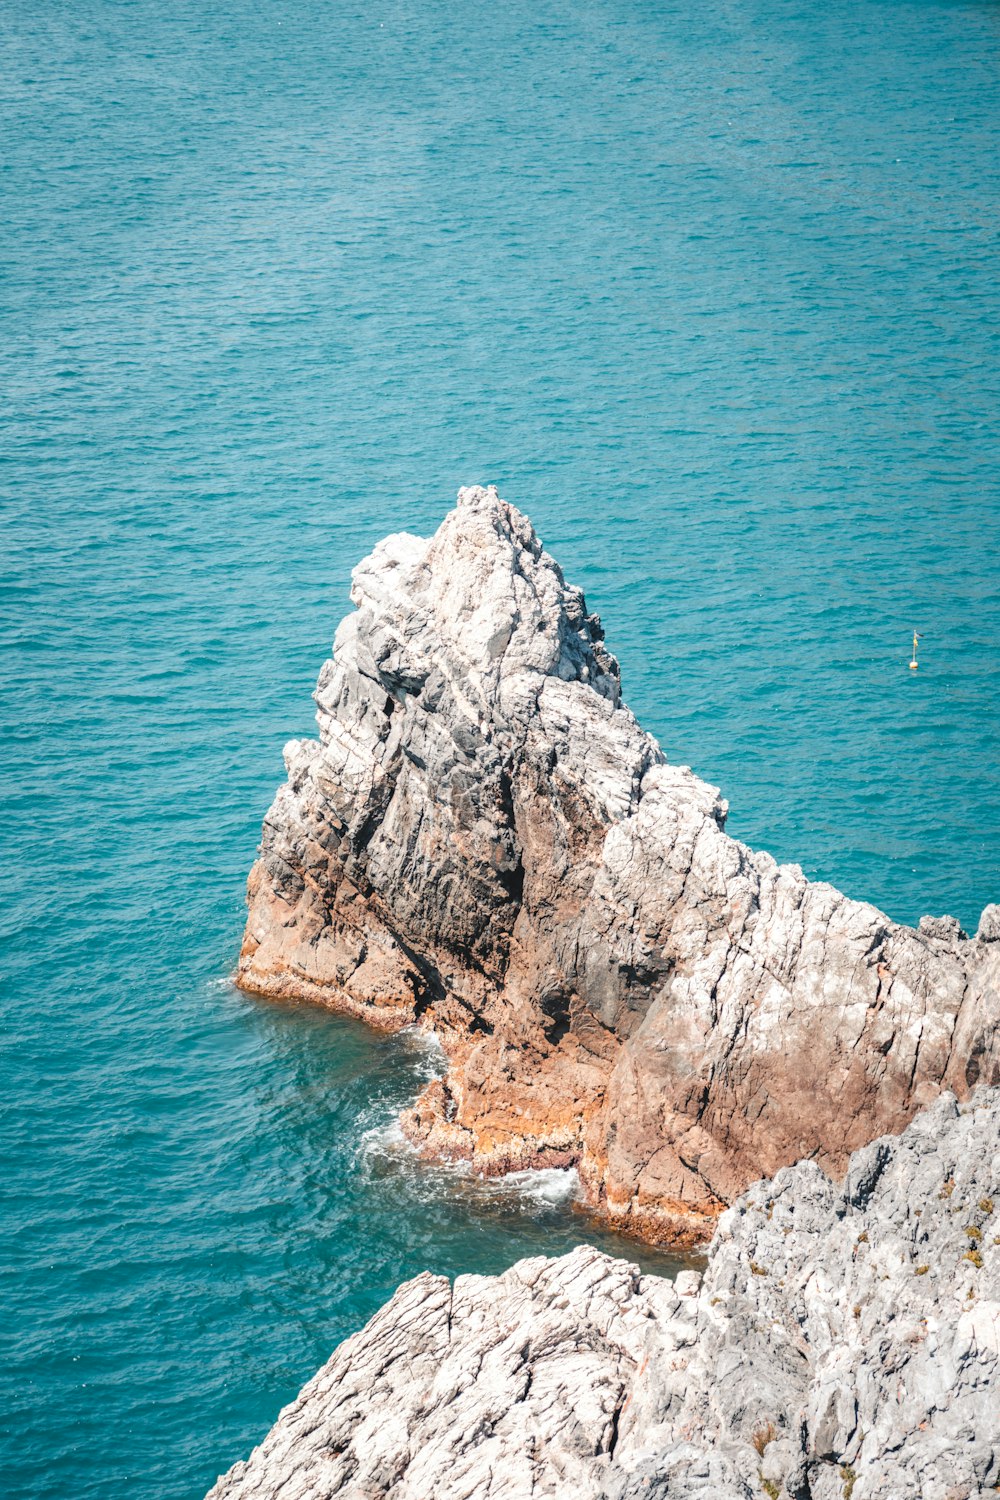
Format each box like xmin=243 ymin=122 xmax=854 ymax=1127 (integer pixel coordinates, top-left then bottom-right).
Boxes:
xmin=208 ymin=1091 xmax=1000 ymax=1500
xmin=209 ymin=1251 xmax=659 ymax=1500
xmin=238 ymin=485 xmax=1000 ymax=1244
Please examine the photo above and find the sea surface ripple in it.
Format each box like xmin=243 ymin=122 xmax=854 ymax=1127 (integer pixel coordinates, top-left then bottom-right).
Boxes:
xmin=2 ymin=0 xmax=999 ymax=1495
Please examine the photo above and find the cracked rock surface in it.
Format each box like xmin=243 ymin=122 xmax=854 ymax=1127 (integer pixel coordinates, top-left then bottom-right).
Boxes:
xmin=238 ymin=485 xmax=1000 ymax=1243
xmin=206 ymin=1090 xmax=1000 ymax=1500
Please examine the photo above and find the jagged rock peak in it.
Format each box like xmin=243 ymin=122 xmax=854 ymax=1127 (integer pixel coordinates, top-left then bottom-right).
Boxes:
xmin=345 ymin=483 xmax=626 ymax=713
xmin=238 ymin=486 xmax=1000 ymax=1245
xmin=206 ymin=1088 xmax=1000 ymax=1500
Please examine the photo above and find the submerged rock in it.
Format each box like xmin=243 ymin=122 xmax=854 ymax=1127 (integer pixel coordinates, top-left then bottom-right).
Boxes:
xmin=206 ymin=1089 xmax=1000 ymax=1500
xmin=238 ymin=485 xmax=1000 ymax=1243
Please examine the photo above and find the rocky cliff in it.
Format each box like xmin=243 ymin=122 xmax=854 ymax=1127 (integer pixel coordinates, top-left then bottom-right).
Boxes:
xmin=206 ymin=1089 xmax=1000 ymax=1500
xmin=238 ymin=485 xmax=1000 ymax=1244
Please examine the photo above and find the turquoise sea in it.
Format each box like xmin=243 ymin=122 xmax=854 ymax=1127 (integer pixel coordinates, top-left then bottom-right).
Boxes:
xmin=3 ymin=0 xmax=999 ymax=1495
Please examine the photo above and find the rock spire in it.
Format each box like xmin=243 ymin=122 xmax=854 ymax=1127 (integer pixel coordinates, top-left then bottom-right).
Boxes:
xmin=239 ymin=485 xmax=1000 ymax=1243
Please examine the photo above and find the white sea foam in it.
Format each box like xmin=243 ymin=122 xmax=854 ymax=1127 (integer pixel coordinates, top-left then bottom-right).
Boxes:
xmin=398 ymin=1024 xmax=447 ymax=1080
xmin=356 ymin=1105 xmax=476 ymax=1181
xmin=493 ymin=1166 xmax=582 ymax=1207
xmin=356 ymin=1113 xmax=581 ymax=1211
xmin=354 ymin=1027 xmax=580 ymax=1211
xmin=358 ymin=1113 xmax=410 ymax=1158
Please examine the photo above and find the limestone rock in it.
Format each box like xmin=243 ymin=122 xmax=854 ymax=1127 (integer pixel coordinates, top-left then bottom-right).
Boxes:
xmin=238 ymin=485 xmax=1000 ymax=1243
xmin=206 ymin=1089 xmax=1000 ymax=1500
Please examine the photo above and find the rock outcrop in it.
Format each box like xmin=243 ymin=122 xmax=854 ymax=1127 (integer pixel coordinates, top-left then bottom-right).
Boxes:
xmin=207 ymin=1089 xmax=1000 ymax=1500
xmin=238 ymin=485 xmax=1000 ymax=1243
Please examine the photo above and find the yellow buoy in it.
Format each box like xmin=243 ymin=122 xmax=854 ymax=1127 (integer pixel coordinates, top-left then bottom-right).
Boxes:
xmin=909 ymin=630 xmax=921 ymax=670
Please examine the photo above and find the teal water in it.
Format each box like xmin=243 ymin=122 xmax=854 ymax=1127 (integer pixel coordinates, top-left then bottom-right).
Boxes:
xmin=3 ymin=0 xmax=999 ymax=1495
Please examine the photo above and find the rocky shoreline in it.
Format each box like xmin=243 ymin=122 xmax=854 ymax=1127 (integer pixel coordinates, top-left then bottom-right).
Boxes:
xmin=207 ymin=1089 xmax=1000 ymax=1499
xmin=220 ymin=488 xmax=1000 ymax=1497
xmin=237 ymin=485 xmax=1000 ymax=1245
